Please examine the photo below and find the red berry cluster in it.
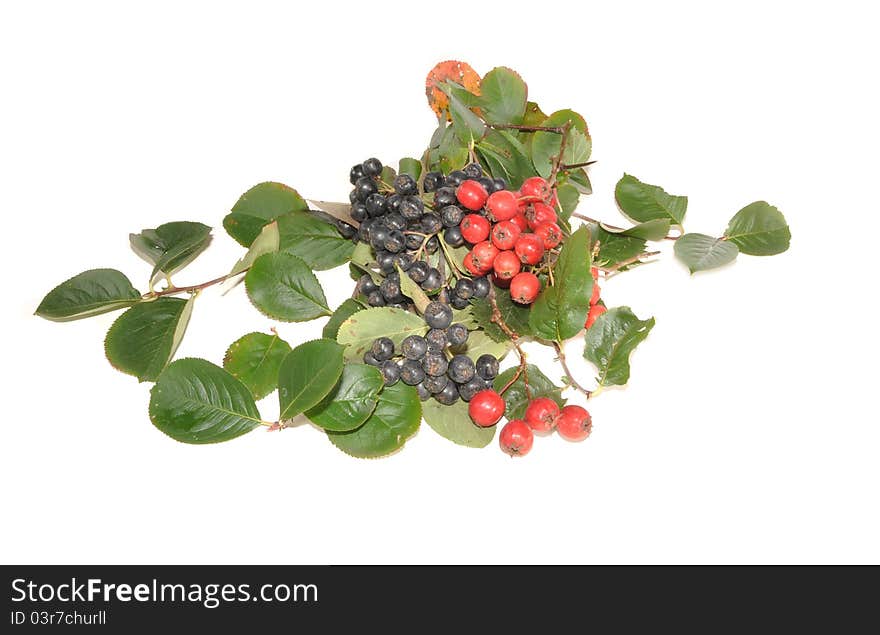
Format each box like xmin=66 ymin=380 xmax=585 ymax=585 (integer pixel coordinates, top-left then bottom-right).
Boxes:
xmin=584 ymin=266 xmax=606 ymax=329
xmin=499 ymin=399 xmax=593 ymax=457
xmin=456 ymin=176 xmax=562 ymax=305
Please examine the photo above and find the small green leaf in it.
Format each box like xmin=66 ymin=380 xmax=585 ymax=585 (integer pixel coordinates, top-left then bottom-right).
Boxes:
xmin=398 ymin=157 xmax=422 ymax=180
xmin=674 ymin=233 xmax=739 ymax=273
xmin=470 ymin=293 xmax=532 ymax=342
xmin=592 ymin=225 xmax=648 ymax=268
xmin=422 ymin=399 xmax=495 ymax=448
xmin=477 ymin=130 xmax=537 ymax=189
xmin=478 ymin=67 xmax=528 ymax=125
xmin=380 ymin=165 xmax=397 ymax=185
xmin=583 ymin=307 xmax=655 ymax=387
xmin=105 ymin=295 xmax=195 ymax=382
xmin=493 ymin=364 xmax=566 ymax=420
xmin=397 ymin=264 xmax=430 ymax=314
xmin=149 ymin=358 xmax=262 ymax=444
xmin=568 ymin=168 xmax=592 ymax=195
xmin=452 ymin=329 xmax=512 ymax=363
xmin=615 ymin=174 xmax=687 ymax=225
xmin=724 ymin=201 xmax=791 ymax=256
xmin=441 ymin=82 xmax=486 ymax=144
xmin=222 ymin=220 xmax=281 ymax=294
xmin=130 ymin=221 xmax=212 ymax=287
xmin=305 ymin=364 xmax=384 ymax=432
xmin=531 ymin=110 xmax=590 ymax=178
xmin=327 ymin=382 xmax=421 ymax=458
xmin=35 ymin=269 xmax=141 ymax=322
xmin=600 ymin=218 xmax=672 ymax=241
xmin=277 ymin=339 xmax=344 ymax=421
xmin=336 ymin=307 xmax=428 ymax=362
xmin=556 ymin=183 xmax=580 ymax=220
xmin=245 ymin=252 xmax=330 ymax=322
xmin=223 ymin=331 xmax=292 ymax=400
xmin=522 ymin=101 xmax=548 ymax=127
xmin=224 ymin=182 xmax=308 ymax=247
xmin=437 ymin=124 xmax=470 ymax=174
xmin=350 ymin=241 xmax=380 ymax=283
xmin=277 ymin=211 xmax=355 ymax=270
xmin=323 ymin=298 xmax=364 ymax=340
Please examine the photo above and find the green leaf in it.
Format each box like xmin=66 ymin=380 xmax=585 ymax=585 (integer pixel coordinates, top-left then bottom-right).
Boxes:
xmin=105 ymin=296 xmax=195 ymax=382
xmin=224 ymin=182 xmax=308 ymax=247
xmin=478 ymin=67 xmax=527 ymax=125
xmin=130 ymin=221 xmax=212 ymax=287
xmin=245 ymin=252 xmax=331 ymax=322
xmin=277 ymin=211 xmax=355 ymax=270
xmin=323 ymin=298 xmax=364 ymax=340
xmin=583 ymin=307 xmax=655 ymax=387
xmin=277 ymin=339 xmax=344 ymax=421
xmin=305 ymin=364 xmax=384 ymax=432
xmin=398 ymin=157 xmax=422 ymax=180
xmin=437 ymin=124 xmax=470 ymax=174
xmin=327 ymin=382 xmax=421 ymax=458
xmin=522 ymin=101 xmax=548 ymax=127
xmin=477 ymin=130 xmax=537 ymax=189
xmin=222 ymin=219 xmax=281 ymax=294
xmin=531 ymin=110 xmax=590 ymax=178
xmin=35 ymin=269 xmax=141 ymax=322
xmin=601 ymin=218 xmax=671 ymax=241
xmin=674 ymin=233 xmax=739 ymax=274
xmin=422 ymin=398 xmax=494 ymax=448
xmin=615 ymin=174 xmax=687 ymax=225
xmin=529 ymin=226 xmax=592 ymax=342
xmin=568 ymin=168 xmax=592 ymax=195
xmin=441 ymin=82 xmax=486 ymax=145
xmin=149 ymin=358 xmax=262 ymax=444
xmin=470 ymin=292 xmax=532 ymax=342
xmin=452 ymin=328 xmax=512 ymax=363
xmin=349 ymin=241 xmax=380 ymax=283
xmin=493 ymin=364 xmax=566 ymax=420
xmin=723 ymin=201 xmax=791 ymax=256
xmin=336 ymin=307 xmax=428 ymax=362
xmin=556 ymin=183 xmax=580 ymax=220
xmin=397 ymin=264 xmax=430 ymax=314
xmin=223 ymin=331 xmax=292 ymax=400
xmin=592 ymin=225 xmax=648 ymax=268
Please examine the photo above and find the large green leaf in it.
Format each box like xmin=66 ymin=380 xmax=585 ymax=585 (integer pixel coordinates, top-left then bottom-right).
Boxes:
xmin=130 ymin=221 xmax=212 ymax=287
xmin=35 ymin=269 xmax=141 ymax=322
xmin=479 ymin=67 xmax=527 ymax=125
xmin=452 ymin=328 xmax=512 ymax=363
xmin=470 ymin=293 xmax=532 ymax=343
xmin=323 ymin=298 xmax=364 ymax=340
xmin=556 ymin=183 xmax=580 ymax=221
xmin=149 ymin=358 xmax=262 ymax=444
xmin=398 ymin=157 xmax=422 ymax=180
xmin=583 ymin=307 xmax=655 ymax=387
xmin=222 ymin=220 xmax=280 ymax=294
xmin=441 ymin=82 xmax=486 ymax=145
xmin=592 ymin=225 xmax=648 ymax=268
xmin=277 ymin=339 xmax=344 ymax=421
xmin=336 ymin=307 xmax=428 ymax=362
xmin=600 ymin=219 xmax=672 ymax=241
xmin=223 ymin=331 xmax=292 ymax=400
xmin=529 ymin=226 xmax=592 ymax=342
xmin=674 ymin=233 xmax=739 ymax=274
xmin=244 ymin=252 xmax=330 ymax=322
xmin=305 ymin=364 xmax=384 ymax=432
xmin=493 ymin=364 xmax=566 ymax=421
xmin=104 ymin=295 xmax=195 ymax=382
xmin=723 ymin=201 xmax=791 ymax=256
xmin=327 ymin=382 xmax=421 ymax=458
xmin=615 ymin=174 xmax=687 ymax=225
xmin=277 ymin=211 xmax=355 ymax=270
xmin=531 ymin=110 xmax=590 ymax=178
xmin=422 ymin=399 xmax=495 ymax=448
xmin=477 ymin=130 xmax=537 ymax=189
xmin=224 ymin=182 xmax=308 ymax=247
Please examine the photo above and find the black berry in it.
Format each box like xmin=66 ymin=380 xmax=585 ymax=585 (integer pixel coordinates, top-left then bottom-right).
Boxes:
xmin=350 ymin=164 xmax=365 ymax=185
xmin=475 ymin=354 xmax=500 ymax=380
xmin=448 ymin=354 xmax=476 ymax=384
xmin=362 ymin=157 xmax=383 ymax=177
xmin=463 ymin=162 xmax=483 ymax=179
xmin=370 ymin=337 xmax=395 ymax=361
xmin=394 ymin=174 xmax=417 ymax=196
xmin=400 ymin=359 xmax=426 ymax=386
xmin=443 ymin=226 xmax=464 ymax=247
xmin=434 ymin=381 xmax=460 ymax=405
xmin=401 ymin=335 xmax=428 ymax=360
xmin=355 ymin=176 xmax=378 ymax=201
xmin=424 ymin=301 xmax=453 ymax=329
xmin=425 ymin=328 xmax=447 ymax=352
xmin=380 ymin=360 xmax=401 ymax=385
xmin=472 ymin=276 xmax=490 ymax=298
xmin=423 ymin=373 xmax=449 ymax=394
xmin=421 ymin=267 xmax=442 ymax=291
xmin=440 ymin=205 xmax=464 ymax=227
xmin=446 ymin=323 xmax=469 ymax=347
xmin=422 ymin=352 xmax=448 ymax=377
xmin=454 ymin=278 xmax=475 ymax=300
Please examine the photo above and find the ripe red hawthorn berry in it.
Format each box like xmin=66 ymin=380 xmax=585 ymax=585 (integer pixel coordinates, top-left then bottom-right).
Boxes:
xmin=524 ymin=397 xmax=560 ymax=433
xmin=510 ymin=213 xmax=529 ymax=233
xmin=471 ymin=240 xmax=500 ymax=273
xmin=520 ymin=176 xmax=551 ymax=202
xmin=463 ymin=252 xmax=482 ymax=275
xmin=590 ymin=280 xmax=601 ymax=305
xmin=491 ymin=220 xmax=522 ymax=250
xmin=509 ymin=272 xmax=540 ymax=304
xmin=527 ymin=202 xmax=557 ymax=230
xmin=534 ymin=222 xmax=563 ymax=249
xmin=469 ymin=389 xmax=506 ymax=427
xmin=486 ymin=190 xmax=518 ymax=221
xmin=499 ymin=419 xmax=534 ymax=457
xmin=584 ymin=303 xmax=607 ymax=329
xmin=514 ymin=233 xmax=545 ymax=265
xmin=556 ymin=405 xmax=592 ymax=442
xmin=493 ymin=250 xmax=521 ymax=280
xmin=456 ymin=180 xmax=489 ymax=211
xmin=591 ymin=266 xmax=599 ymax=280
xmin=460 ymin=214 xmax=490 ymax=244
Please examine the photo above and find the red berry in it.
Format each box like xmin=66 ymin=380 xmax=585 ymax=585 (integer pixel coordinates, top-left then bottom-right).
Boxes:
xmin=534 ymin=222 xmax=563 ymax=249
xmin=590 ymin=281 xmax=601 ymax=305
xmin=520 ymin=176 xmax=551 ymax=202
xmin=524 ymin=397 xmax=560 ymax=433
xmin=486 ymin=190 xmax=518 ymax=221
xmin=514 ymin=233 xmax=545 ymax=265
xmin=591 ymin=266 xmax=599 ymax=280
xmin=492 ymin=273 xmax=511 ymax=289
xmin=493 ymin=250 xmax=521 ymax=280
xmin=584 ymin=304 xmax=607 ymax=329
xmin=556 ymin=405 xmax=592 ymax=442
xmin=491 ymin=220 xmax=522 ymax=250
xmin=499 ymin=419 xmax=534 ymax=457
xmin=461 ymin=214 xmax=490 ymax=244
xmin=527 ymin=202 xmax=557 ymax=230
xmin=469 ymin=390 xmax=506 ymax=427
xmin=463 ymin=252 xmax=482 ymax=275
xmin=509 ymin=272 xmax=540 ymax=304
xmin=510 ymin=213 xmax=529 ymax=233
xmin=471 ymin=241 xmax=499 ymax=273
xmin=456 ymin=180 xmax=489 ymax=211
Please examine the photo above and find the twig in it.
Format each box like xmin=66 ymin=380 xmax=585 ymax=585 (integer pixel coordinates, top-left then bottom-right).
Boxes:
xmin=559 ymin=161 xmax=597 ymax=170
xmin=553 ymin=342 xmax=592 ymax=397
xmin=146 ymin=270 xmax=246 ymax=298
xmin=600 ymin=251 xmax=661 ymax=276
xmin=571 ymin=213 xmax=680 ymax=241
xmin=487 ymin=123 xmax=567 ymax=134
xmin=548 ymin=121 xmax=573 ymax=188
xmin=488 ymin=284 xmax=531 ymax=399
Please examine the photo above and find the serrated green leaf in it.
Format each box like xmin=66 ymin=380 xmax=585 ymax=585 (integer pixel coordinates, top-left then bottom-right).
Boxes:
xmin=35 ymin=269 xmax=141 ymax=322
xmin=327 ymin=382 xmax=420 ymax=458
xmin=451 ymin=328 xmax=512 ymax=363
xmin=324 ymin=298 xmax=364 ymax=340
xmin=615 ymin=174 xmax=687 ymax=225
xmin=276 ymin=211 xmax=355 ymax=270
xmin=105 ymin=295 xmax=195 ymax=382
xmin=470 ymin=293 xmax=532 ymax=343
xmin=130 ymin=221 xmax=212 ymax=287
xmin=398 ymin=157 xmax=422 ymax=180
xmin=674 ymin=233 xmax=739 ymax=273
xmin=600 ymin=218 xmax=671 ymax=241
xmin=306 ymin=364 xmax=384 ymax=432
xmin=222 ymin=220 xmax=281 ymax=294
xmin=149 ymin=358 xmax=262 ymax=444
xmin=478 ymin=67 xmax=527 ymax=125
xmin=397 ymin=264 xmax=430 ymax=314
xmin=422 ymin=398 xmax=495 ymax=448
xmin=724 ymin=201 xmax=791 ymax=256
xmin=277 ymin=339 xmax=344 ymax=421
xmin=336 ymin=307 xmax=428 ymax=362
xmin=223 ymin=331 xmax=292 ymax=400
xmin=493 ymin=364 xmax=566 ymax=420
xmin=244 ymin=252 xmax=330 ymax=322
xmin=531 ymin=110 xmax=590 ymax=178
xmin=224 ymin=182 xmax=308 ymax=247
xmin=583 ymin=307 xmax=655 ymax=387
xmin=568 ymin=167 xmax=592 ymax=195
xmin=437 ymin=124 xmax=469 ymax=173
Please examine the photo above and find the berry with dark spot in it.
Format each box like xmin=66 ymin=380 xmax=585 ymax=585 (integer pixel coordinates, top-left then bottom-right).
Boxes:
xmin=425 ymin=301 xmax=453 ymax=329
xmin=475 ymin=354 xmax=500 ymax=380
xmin=448 ymin=354 xmax=476 ymax=384
xmin=421 ymin=267 xmax=443 ymax=291
xmin=423 ymin=171 xmax=443 ymax=193
xmin=422 ymin=353 xmax=448 ymax=377
xmin=401 ymin=335 xmax=428 ymax=360
xmin=454 ymin=278 xmax=475 ymax=300
xmin=463 ymin=162 xmax=483 ymax=179
xmin=440 ymin=205 xmax=464 ymax=228
xmin=400 ymin=359 xmax=426 ymax=386
xmin=446 ymin=323 xmax=469 ymax=347
xmin=394 ymin=174 xmax=417 ymax=196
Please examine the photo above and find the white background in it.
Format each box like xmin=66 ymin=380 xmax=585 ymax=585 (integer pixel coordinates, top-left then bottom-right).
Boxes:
xmin=2 ymin=1 xmax=877 ymax=564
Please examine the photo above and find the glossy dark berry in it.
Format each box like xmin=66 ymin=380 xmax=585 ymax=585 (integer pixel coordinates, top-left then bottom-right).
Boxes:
xmin=446 ymin=323 xmax=469 ymax=347
xmin=350 ymin=164 xmax=365 ymax=185
xmin=365 ymin=193 xmax=387 ymax=217
xmin=384 ymin=230 xmax=406 ymax=253
xmin=475 ymin=354 xmax=500 ymax=380
xmin=422 ymin=353 xmax=448 ymax=377
xmin=477 ymin=176 xmax=495 ymax=193
xmin=434 ymin=381 xmax=460 ymax=405
xmin=423 ymin=171 xmax=443 ymax=192
xmin=380 ymin=360 xmax=401 ymax=386
xmin=423 ymin=373 xmax=449 ymax=394
xmin=416 ymin=382 xmax=431 ymax=401
xmin=367 ymin=290 xmax=385 ymax=307
xmin=355 ymin=176 xmax=378 ymax=201
xmin=424 ymin=236 xmax=440 ymax=254
xmin=363 ymin=350 xmax=381 ymax=367
xmin=421 ymin=213 xmax=443 ymax=234
xmin=463 ymin=162 xmax=483 ymax=179
xmin=362 ymin=157 xmax=383 ymax=177
xmin=376 ymin=251 xmax=396 ymax=274
xmin=434 ymin=186 xmax=456 ymax=208
xmin=425 ymin=301 xmax=453 ymax=329
xmin=380 ymin=278 xmax=403 ymax=302
xmin=357 ymin=217 xmax=374 ymax=242
xmin=443 ymin=225 xmax=464 ymax=247
xmin=421 ymin=267 xmax=442 ymax=291
xmin=405 ymin=233 xmax=424 ymax=251
xmin=400 ymin=197 xmax=423 ymax=220
xmin=349 ymin=189 xmax=359 ymax=204
xmin=394 ymin=174 xmax=417 ymax=196
xmin=493 ymin=178 xmax=508 ymax=192
xmin=393 ymin=252 xmax=414 ymax=271
xmin=459 ymin=376 xmax=490 ymax=402
xmin=370 ymin=337 xmax=394 ymax=361
xmin=454 ymin=278 xmax=475 ymax=300
xmin=369 ymin=225 xmax=389 ymax=250
xmin=401 ymin=335 xmax=428 ymax=360
xmin=425 ymin=328 xmax=447 ymax=352
xmin=446 ymin=170 xmax=467 ymax=187
xmin=337 ymin=221 xmax=357 ymax=239
xmin=350 ymin=202 xmax=368 ymax=222
xmin=448 ymin=354 xmax=476 ymax=384
xmin=386 ymin=193 xmax=403 ymax=213
xmin=472 ymin=276 xmax=490 ymax=298
xmin=450 ymin=295 xmax=469 ymax=310
xmin=385 ymin=212 xmax=406 ymax=231
xmin=440 ymin=205 xmax=464 ymax=228
xmin=400 ymin=359 xmax=426 ymax=386
xmin=357 ymin=274 xmax=378 ymax=296
xmin=407 ymin=260 xmax=429 ymax=283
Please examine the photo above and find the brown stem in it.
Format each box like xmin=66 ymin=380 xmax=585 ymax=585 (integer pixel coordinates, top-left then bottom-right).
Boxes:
xmin=548 ymin=122 xmax=573 ymax=188
xmin=488 ymin=284 xmax=531 ymax=399
xmin=147 ymin=270 xmax=246 ymax=298
xmin=487 ymin=123 xmax=567 ymax=134
xmin=559 ymin=160 xmax=597 ymax=170
xmin=600 ymin=251 xmax=661 ymax=275
xmin=553 ymin=342 xmax=592 ymax=397
xmin=571 ymin=213 xmax=680 ymax=241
